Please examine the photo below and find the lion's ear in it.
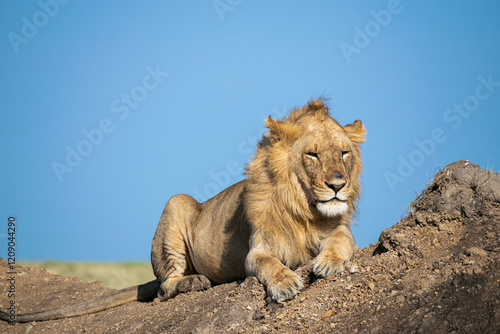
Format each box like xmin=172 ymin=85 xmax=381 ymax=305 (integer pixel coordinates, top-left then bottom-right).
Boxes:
xmin=266 ymin=116 xmax=301 ymax=145
xmin=344 ymin=120 xmax=366 ymax=144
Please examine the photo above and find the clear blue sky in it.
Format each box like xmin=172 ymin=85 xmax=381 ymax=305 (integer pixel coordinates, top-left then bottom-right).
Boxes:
xmin=1 ymin=1 xmax=499 ymax=261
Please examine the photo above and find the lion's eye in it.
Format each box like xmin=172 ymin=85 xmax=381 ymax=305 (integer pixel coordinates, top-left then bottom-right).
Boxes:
xmin=306 ymin=152 xmax=319 ymax=159
xmin=342 ymin=151 xmax=350 ymax=157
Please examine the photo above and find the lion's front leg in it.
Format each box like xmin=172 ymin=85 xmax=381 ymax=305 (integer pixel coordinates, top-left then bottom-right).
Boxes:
xmin=245 ymin=248 xmax=304 ymax=303
xmin=312 ymin=224 xmax=356 ymax=277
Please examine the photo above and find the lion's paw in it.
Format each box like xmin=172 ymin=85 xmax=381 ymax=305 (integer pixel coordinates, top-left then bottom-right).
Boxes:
xmin=312 ymin=255 xmax=346 ymax=278
xmin=267 ymin=268 xmax=304 ymax=303
xmin=176 ymin=274 xmax=211 ymax=293
xmin=158 ymin=275 xmax=211 ymax=301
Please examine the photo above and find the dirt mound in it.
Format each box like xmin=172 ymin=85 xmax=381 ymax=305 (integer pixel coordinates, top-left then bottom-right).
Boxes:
xmin=1 ymin=160 xmax=499 ymax=333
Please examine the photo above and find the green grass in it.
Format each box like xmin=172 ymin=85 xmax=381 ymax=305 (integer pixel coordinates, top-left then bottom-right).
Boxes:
xmin=18 ymin=261 xmax=156 ymax=289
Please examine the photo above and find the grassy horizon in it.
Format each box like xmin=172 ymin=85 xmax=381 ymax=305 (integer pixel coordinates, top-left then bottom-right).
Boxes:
xmin=18 ymin=261 xmax=156 ymax=289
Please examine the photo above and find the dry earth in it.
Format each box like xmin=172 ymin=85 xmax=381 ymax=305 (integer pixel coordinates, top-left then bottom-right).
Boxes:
xmin=1 ymin=160 xmax=499 ymax=333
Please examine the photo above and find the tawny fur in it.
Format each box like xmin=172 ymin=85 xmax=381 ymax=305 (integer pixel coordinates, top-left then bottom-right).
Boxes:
xmin=0 ymin=98 xmax=365 ymax=322
xmin=152 ymin=98 xmax=365 ymax=303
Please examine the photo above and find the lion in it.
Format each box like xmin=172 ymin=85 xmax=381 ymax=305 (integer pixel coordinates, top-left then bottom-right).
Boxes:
xmin=1 ymin=98 xmax=365 ymax=322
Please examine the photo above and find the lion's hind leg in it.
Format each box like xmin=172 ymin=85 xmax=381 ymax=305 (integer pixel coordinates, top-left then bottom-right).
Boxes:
xmin=151 ymin=194 xmax=211 ymax=301
xmin=164 ymin=274 xmax=211 ymax=296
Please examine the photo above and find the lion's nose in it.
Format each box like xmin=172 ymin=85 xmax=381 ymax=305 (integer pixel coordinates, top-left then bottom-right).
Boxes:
xmin=325 ymin=181 xmax=346 ymax=194
xmin=325 ymin=171 xmax=346 ymax=193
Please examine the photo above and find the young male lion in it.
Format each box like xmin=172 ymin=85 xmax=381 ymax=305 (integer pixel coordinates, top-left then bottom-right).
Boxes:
xmin=1 ymin=98 xmax=365 ymax=322
xmin=151 ymin=98 xmax=365 ymax=303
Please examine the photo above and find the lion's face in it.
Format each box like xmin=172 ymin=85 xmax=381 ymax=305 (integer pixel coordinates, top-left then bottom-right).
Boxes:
xmin=297 ymin=123 xmax=361 ymax=217
xmin=250 ymin=99 xmax=365 ymax=219
xmin=246 ymin=99 xmax=365 ymax=222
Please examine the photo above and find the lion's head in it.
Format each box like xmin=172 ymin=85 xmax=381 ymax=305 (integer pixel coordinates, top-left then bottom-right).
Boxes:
xmin=245 ymin=98 xmax=365 ymax=222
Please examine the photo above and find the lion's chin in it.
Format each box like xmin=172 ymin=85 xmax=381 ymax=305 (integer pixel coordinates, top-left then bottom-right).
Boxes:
xmin=316 ymin=200 xmax=349 ymax=217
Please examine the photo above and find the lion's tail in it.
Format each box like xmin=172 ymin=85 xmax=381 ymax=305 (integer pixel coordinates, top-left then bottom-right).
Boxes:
xmin=0 ymin=279 xmax=159 ymax=323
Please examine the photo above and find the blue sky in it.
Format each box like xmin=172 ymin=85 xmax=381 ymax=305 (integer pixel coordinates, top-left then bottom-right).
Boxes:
xmin=1 ymin=1 xmax=499 ymax=262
